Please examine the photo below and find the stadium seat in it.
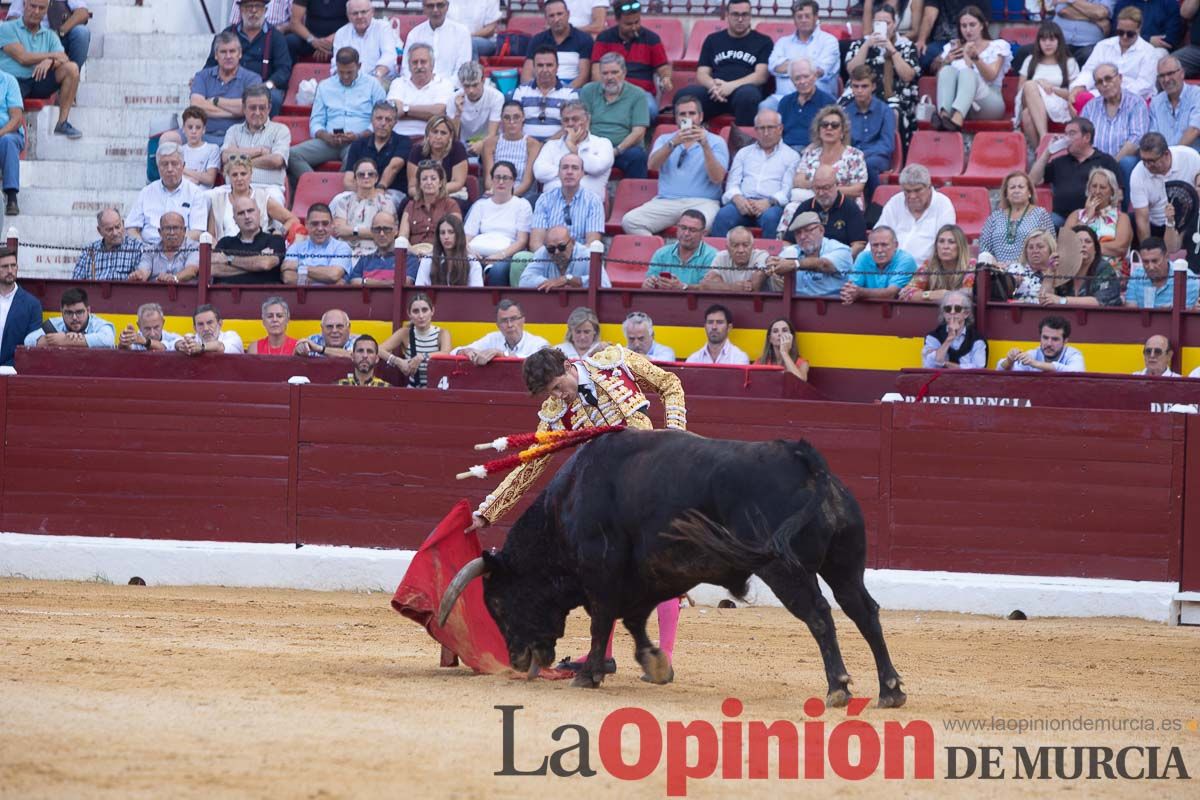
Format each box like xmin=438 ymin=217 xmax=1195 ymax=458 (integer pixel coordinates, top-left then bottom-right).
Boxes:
xmin=316 ymin=160 xmax=342 ymax=172
xmin=877 ymin=130 xmax=904 ymax=184
xmin=957 ymin=131 xmax=1026 ymax=186
xmin=1003 ymin=24 xmax=1039 ymax=46
xmin=466 ymin=174 xmax=479 ymax=205
xmin=276 ymin=115 xmax=311 ymax=146
xmin=282 ymin=63 xmax=327 ymax=115
xmin=607 ymin=234 xmax=664 ymax=287
xmin=1035 ymin=185 xmax=1053 ymax=211
xmin=820 ymin=23 xmax=858 ymax=41
xmin=292 ymin=172 xmax=342 ymax=220
xmin=389 ymin=14 xmax=424 ymax=43
xmin=643 ymin=17 xmax=686 ymax=62
xmin=659 ymin=67 xmax=696 ymax=118
xmin=872 ymin=184 xmax=902 ymax=208
xmin=905 ymin=130 xmax=965 ymax=184
xmin=756 ymin=21 xmax=794 ymax=41
xmin=915 ymin=75 xmax=1020 ymax=132
xmin=682 ymin=19 xmax=724 ymax=62
xmin=505 ymin=16 xmax=546 ymax=37
xmin=939 ymin=186 xmax=991 ymax=239
xmin=606 ymin=179 xmax=658 ymax=234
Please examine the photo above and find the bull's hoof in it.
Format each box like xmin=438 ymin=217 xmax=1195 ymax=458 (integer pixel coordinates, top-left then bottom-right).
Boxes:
xmin=826 ymin=688 xmax=851 ymax=708
xmin=636 ymin=647 xmax=674 ymax=685
xmin=571 ymin=672 xmax=603 ymax=689
xmin=877 ymin=690 xmax=907 ymax=708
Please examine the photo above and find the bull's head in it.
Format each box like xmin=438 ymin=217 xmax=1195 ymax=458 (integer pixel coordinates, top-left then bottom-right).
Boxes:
xmin=438 ymin=551 xmax=571 ymax=675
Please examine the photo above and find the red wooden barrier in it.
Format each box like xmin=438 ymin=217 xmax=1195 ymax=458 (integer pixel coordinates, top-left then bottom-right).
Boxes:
xmin=893 ymin=369 xmax=1200 ymax=412
xmin=1182 ymin=415 xmax=1200 ymax=592
xmin=14 ymin=347 xmax=355 ymax=385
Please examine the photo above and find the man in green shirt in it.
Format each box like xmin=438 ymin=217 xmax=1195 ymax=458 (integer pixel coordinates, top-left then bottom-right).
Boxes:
xmin=643 ymin=209 xmax=717 ymax=289
xmin=0 ymin=0 xmax=81 ymax=138
xmin=579 ymin=52 xmax=649 ymax=178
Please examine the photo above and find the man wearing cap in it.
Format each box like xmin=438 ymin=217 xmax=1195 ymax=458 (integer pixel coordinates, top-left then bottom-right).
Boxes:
xmin=1133 ymin=335 xmax=1179 ymax=376
xmin=766 ymin=211 xmax=851 ymax=297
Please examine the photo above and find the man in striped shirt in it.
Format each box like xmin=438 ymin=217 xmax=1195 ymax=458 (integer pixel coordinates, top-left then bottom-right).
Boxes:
xmin=1079 ymin=63 xmax=1150 ymax=197
xmin=529 ymin=154 xmax=604 ymax=251
xmin=513 ymin=46 xmax=578 ymax=141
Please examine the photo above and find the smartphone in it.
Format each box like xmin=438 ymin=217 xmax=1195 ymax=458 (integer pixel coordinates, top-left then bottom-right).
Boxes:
xmin=873 ymin=20 xmax=887 ymax=38
xmin=679 ymin=117 xmax=693 ymax=131
xmin=333 ymin=128 xmax=345 ymax=134
xmin=41 ymin=320 xmax=56 ymax=334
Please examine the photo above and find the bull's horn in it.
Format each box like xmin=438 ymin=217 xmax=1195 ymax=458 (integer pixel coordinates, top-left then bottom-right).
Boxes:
xmin=437 ymin=557 xmax=490 ymax=627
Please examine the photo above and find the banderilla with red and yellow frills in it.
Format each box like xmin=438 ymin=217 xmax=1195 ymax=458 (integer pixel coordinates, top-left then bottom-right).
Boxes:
xmin=456 ymin=425 xmax=625 ymax=480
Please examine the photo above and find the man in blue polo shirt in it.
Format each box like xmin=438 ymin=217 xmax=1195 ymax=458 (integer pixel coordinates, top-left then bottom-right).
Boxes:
xmin=767 ymin=211 xmax=852 ymax=296
xmin=643 ymin=209 xmax=718 ymax=289
xmin=1124 ymin=237 xmax=1200 ymax=308
xmin=839 ymin=226 xmax=917 ymax=304
xmin=188 ymin=31 xmax=262 ymax=144
xmin=0 ymin=68 xmax=23 ymax=215
xmin=206 ymin=0 xmax=292 ymax=115
xmin=524 ymin=0 xmax=593 ymax=89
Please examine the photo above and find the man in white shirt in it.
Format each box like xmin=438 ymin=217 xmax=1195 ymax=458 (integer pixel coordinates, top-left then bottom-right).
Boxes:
xmin=764 ymin=0 xmax=840 ymax=109
xmin=387 ymin=43 xmax=455 ymax=137
xmin=126 ymin=143 xmax=209 ymax=246
xmin=118 ymin=302 xmax=184 ymax=352
xmin=447 ymin=0 xmax=501 ymax=59
xmin=875 ymin=164 xmax=956 ymax=264
xmin=712 ymin=109 xmax=799 ymax=240
xmin=623 ymin=311 xmax=676 ymax=362
xmin=565 ymin=0 xmax=607 ymax=35
xmin=1134 ymin=335 xmax=1179 ymax=376
xmin=177 ymin=304 xmax=245 ymax=356
xmin=331 ymin=0 xmax=400 ymax=83
xmin=1129 ymin=131 xmax=1200 ymax=243
xmin=454 ymin=299 xmax=550 ymax=365
xmin=996 ymin=316 xmax=1085 ymax=373
xmin=448 ymin=61 xmax=503 ymax=156
xmin=685 ymin=303 xmax=751 ymax=365
xmin=402 ymin=0 xmax=472 ymax=83
xmin=532 ymin=100 xmax=613 ymax=198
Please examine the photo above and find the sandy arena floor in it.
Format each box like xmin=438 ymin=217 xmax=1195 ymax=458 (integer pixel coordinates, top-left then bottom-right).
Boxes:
xmin=1 ymin=578 xmax=1197 ymax=799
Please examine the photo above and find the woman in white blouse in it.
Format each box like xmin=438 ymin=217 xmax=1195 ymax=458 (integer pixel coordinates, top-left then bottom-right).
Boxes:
xmin=931 ymin=5 xmax=1012 ymax=131
xmin=1015 ymin=22 xmax=1079 ymax=149
xmin=464 ymin=160 xmax=532 ymax=287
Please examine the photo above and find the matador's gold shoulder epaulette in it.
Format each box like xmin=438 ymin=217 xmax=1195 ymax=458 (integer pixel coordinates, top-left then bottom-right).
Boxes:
xmin=583 ymin=344 xmax=628 ymax=371
xmin=537 ymin=395 xmax=568 ymax=424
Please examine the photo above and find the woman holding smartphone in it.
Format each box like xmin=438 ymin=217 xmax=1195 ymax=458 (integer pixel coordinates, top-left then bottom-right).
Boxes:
xmin=931 ymin=6 xmax=1011 ymax=132
xmin=843 ymin=4 xmax=920 ymax=146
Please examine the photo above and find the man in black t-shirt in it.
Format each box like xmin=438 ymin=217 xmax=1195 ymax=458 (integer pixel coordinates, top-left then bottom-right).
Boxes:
xmin=914 ymin=0 xmax=989 ymax=73
xmin=1028 ymin=117 xmax=1119 ymax=226
xmin=286 ymin=0 xmax=349 ymax=63
xmin=213 ymin=195 xmax=286 ymax=284
xmin=673 ymin=0 xmax=772 ymax=126
xmin=341 ymin=100 xmax=410 ymax=194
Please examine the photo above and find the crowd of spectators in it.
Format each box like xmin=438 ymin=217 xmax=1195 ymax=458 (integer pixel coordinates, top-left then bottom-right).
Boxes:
xmin=9 ymin=0 xmax=1200 ymax=382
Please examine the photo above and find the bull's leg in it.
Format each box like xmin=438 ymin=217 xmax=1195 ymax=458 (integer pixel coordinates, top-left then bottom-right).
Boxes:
xmin=623 ymin=609 xmax=674 ymax=685
xmin=572 ymin=610 xmax=618 ymax=689
xmin=756 ymin=564 xmax=853 ymax=707
xmin=821 ymin=562 xmax=906 ymax=709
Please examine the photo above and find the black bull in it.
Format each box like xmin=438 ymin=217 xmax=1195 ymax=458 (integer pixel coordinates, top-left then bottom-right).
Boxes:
xmin=440 ymin=429 xmax=906 ymax=707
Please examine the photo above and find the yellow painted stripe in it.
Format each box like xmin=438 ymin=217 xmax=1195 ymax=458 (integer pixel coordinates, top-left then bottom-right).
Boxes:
xmin=44 ymin=313 xmax=1200 ymax=376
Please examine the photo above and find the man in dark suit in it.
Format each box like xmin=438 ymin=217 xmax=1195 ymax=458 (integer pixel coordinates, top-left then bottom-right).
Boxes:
xmin=0 ymin=245 xmax=44 ymax=366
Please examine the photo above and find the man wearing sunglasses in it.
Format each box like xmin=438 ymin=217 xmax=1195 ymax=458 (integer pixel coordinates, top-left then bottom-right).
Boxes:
xmin=518 ymin=225 xmax=611 ymax=290
xmin=1072 ymin=7 xmax=1163 ymax=103
xmin=1133 ymin=335 xmax=1179 ymax=376
xmin=674 ymin=0 xmax=772 ymax=127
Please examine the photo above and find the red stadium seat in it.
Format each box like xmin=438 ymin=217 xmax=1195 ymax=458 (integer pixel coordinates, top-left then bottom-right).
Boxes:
xmin=389 ymin=14 xmax=424 ymax=43
xmin=878 ymin=130 xmax=904 ymax=184
xmin=292 ymin=172 xmax=342 ymax=220
xmin=607 ymin=234 xmax=664 ymax=287
xmin=659 ymin=67 xmax=696 ymax=118
xmin=905 ymin=130 xmax=965 ymax=184
xmin=872 ymin=184 xmax=902 ymax=207
xmin=466 ymin=174 xmax=480 ymax=205
xmin=282 ymin=63 xmax=328 ymax=115
xmin=958 ymin=131 xmax=1026 ymax=186
xmin=650 ymin=123 xmax=679 ymax=142
xmin=939 ymin=186 xmax=991 ymax=239
xmin=316 ymin=160 xmax=342 ymax=172
xmin=1035 ymin=185 xmax=1053 ymax=210
xmin=757 ymin=21 xmax=794 ymax=41
xmin=1003 ymin=24 xmax=1039 ymax=46
xmin=683 ymin=19 xmax=724 ymax=61
xmin=606 ymin=179 xmax=658 ymax=234
xmin=276 ymin=115 xmax=311 ymax=146
xmin=643 ymin=17 xmax=686 ymax=62
xmin=820 ymin=23 xmax=856 ymax=41
xmin=505 ymin=16 xmax=546 ymax=37
xmin=915 ymin=76 xmax=1020 ymax=133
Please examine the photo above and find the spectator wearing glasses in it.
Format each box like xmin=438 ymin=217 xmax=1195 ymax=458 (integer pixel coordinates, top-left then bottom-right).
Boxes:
xmin=622 ymin=96 xmax=728 ymax=236
xmin=1115 ymin=0 xmax=1182 ymax=51
xmin=524 ymin=0 xmax=594 ymax=89
xmin=529 ymin=153 xmax=604 ymax=251
xmin=1149 ymin=56 xmax=1200 ymax=148
xmin=643 ymin=208 xmax=718 ymax=290
xmin=782 ymin=165 xmax=867 ymax=257
xmin=447 ymin=61 xmax=503 ymax=157
xmin=346 ymin=211 xmax=407 ymax=285
xmin=1071 ymin=7 xmax=1164 ymax=105
xmin=481 ymin=101 xmax=542 ymax=202
xmin=514 ymin=46 xmax=578 ymax=141
xmin=388 ymin=43 xmax=455 ymax=139
xmin=453 ymin=299 xmax=551 ymax=364
xmin=579 ymin=53 xmax=649 ymax=180
xmin=765 ymin=1 xmax=839 ymax=109
xmin=331 ymin=158 xmax=398 ymax=260
xmin=340 ymin=100 xmax=410 ymax=199
xmin=24 ymin=287 xmax=115 ymax=349
xmin=130 ymin=212 xmax=200 ymax=283
xmin=674 ymin=0 xmax=772 ymax=127
xmin=622 ymin=311 xmax=675 ymax=362
xmin=1133 ymin=335 xmax=1179 ymax=376
xmin=779 ymin=58 xmax=836 ymax=151
xmin=1130 ymin=132 xmax=1200 ymax=246
xmin=1079 ymin=63 xmax=1150 ymax=196
xmin=531 ymin=101 xmax=614 ymax=199
xmin=447 ymin=0 xmax=501 ymax=60
xmin=711 ymin=109 xmax=800 ymax=240
xmin=221 ymin=84 xmax=292 ymax=199
xmin=520 ymin=226 xmax=611 ymax=290
xmin=996 ymin=315 xmax=1085 ymax=372
xmin=331 ymin=0 xmax=400 ymax=84
xmin=209 ymin=0 xmax=291 ymax=115
xmin=921 ymin=289 xmax=987 ymax=369
xmin=792 ymin=105 xmax=868 ymax=210
xmin=767 ymin=212 xmax=852 ymax=297
xmin=591 ymin=0 xmax=671 ymax=118
xmin=401 ymin=0 xmax=471 ymax=82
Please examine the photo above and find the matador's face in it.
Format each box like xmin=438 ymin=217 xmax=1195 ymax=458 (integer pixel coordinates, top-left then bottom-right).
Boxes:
xmin=545 ymin=363 xmax=580 ymax=405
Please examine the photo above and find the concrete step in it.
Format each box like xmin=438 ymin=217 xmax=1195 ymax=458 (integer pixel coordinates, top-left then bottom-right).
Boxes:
xmin=7 ymin=213 xmax=109 ymax=246
xmin=37 ymin=106 xmax=181 ymax=138
xmin=30 ymin=134 xmax=148 ymax=163
xmin=75 ymin=83 xmax=187 ymax=109
xmin=101 ymin=3 xmax=222 ymax=36
xmin=101 ymin=33 xmax=214 ymax=61
xmin=12 ymin=189 xmax=143 ymax=217
xmin=23 ymin=160 xmax=149 ymax=190
xmin=85 ymin=58 xmax=202 ymax=86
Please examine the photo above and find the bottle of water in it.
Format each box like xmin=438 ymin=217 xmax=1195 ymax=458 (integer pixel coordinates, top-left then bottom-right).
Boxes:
xmin=298 ymin=264 xmax=309 ymax=286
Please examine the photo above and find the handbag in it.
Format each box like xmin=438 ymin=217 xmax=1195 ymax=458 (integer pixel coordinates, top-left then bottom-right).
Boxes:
xmin=915 ymin=95 xmax=935 ymax=124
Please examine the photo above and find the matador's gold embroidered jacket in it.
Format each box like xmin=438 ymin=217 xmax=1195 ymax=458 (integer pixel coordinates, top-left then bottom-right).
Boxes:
xmin=475 ymin=345 xmax=687 ymax=523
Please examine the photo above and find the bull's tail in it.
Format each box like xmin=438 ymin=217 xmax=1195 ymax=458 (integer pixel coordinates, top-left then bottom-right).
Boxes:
xmin=665 ymin=492 xmax=823 ymax=574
